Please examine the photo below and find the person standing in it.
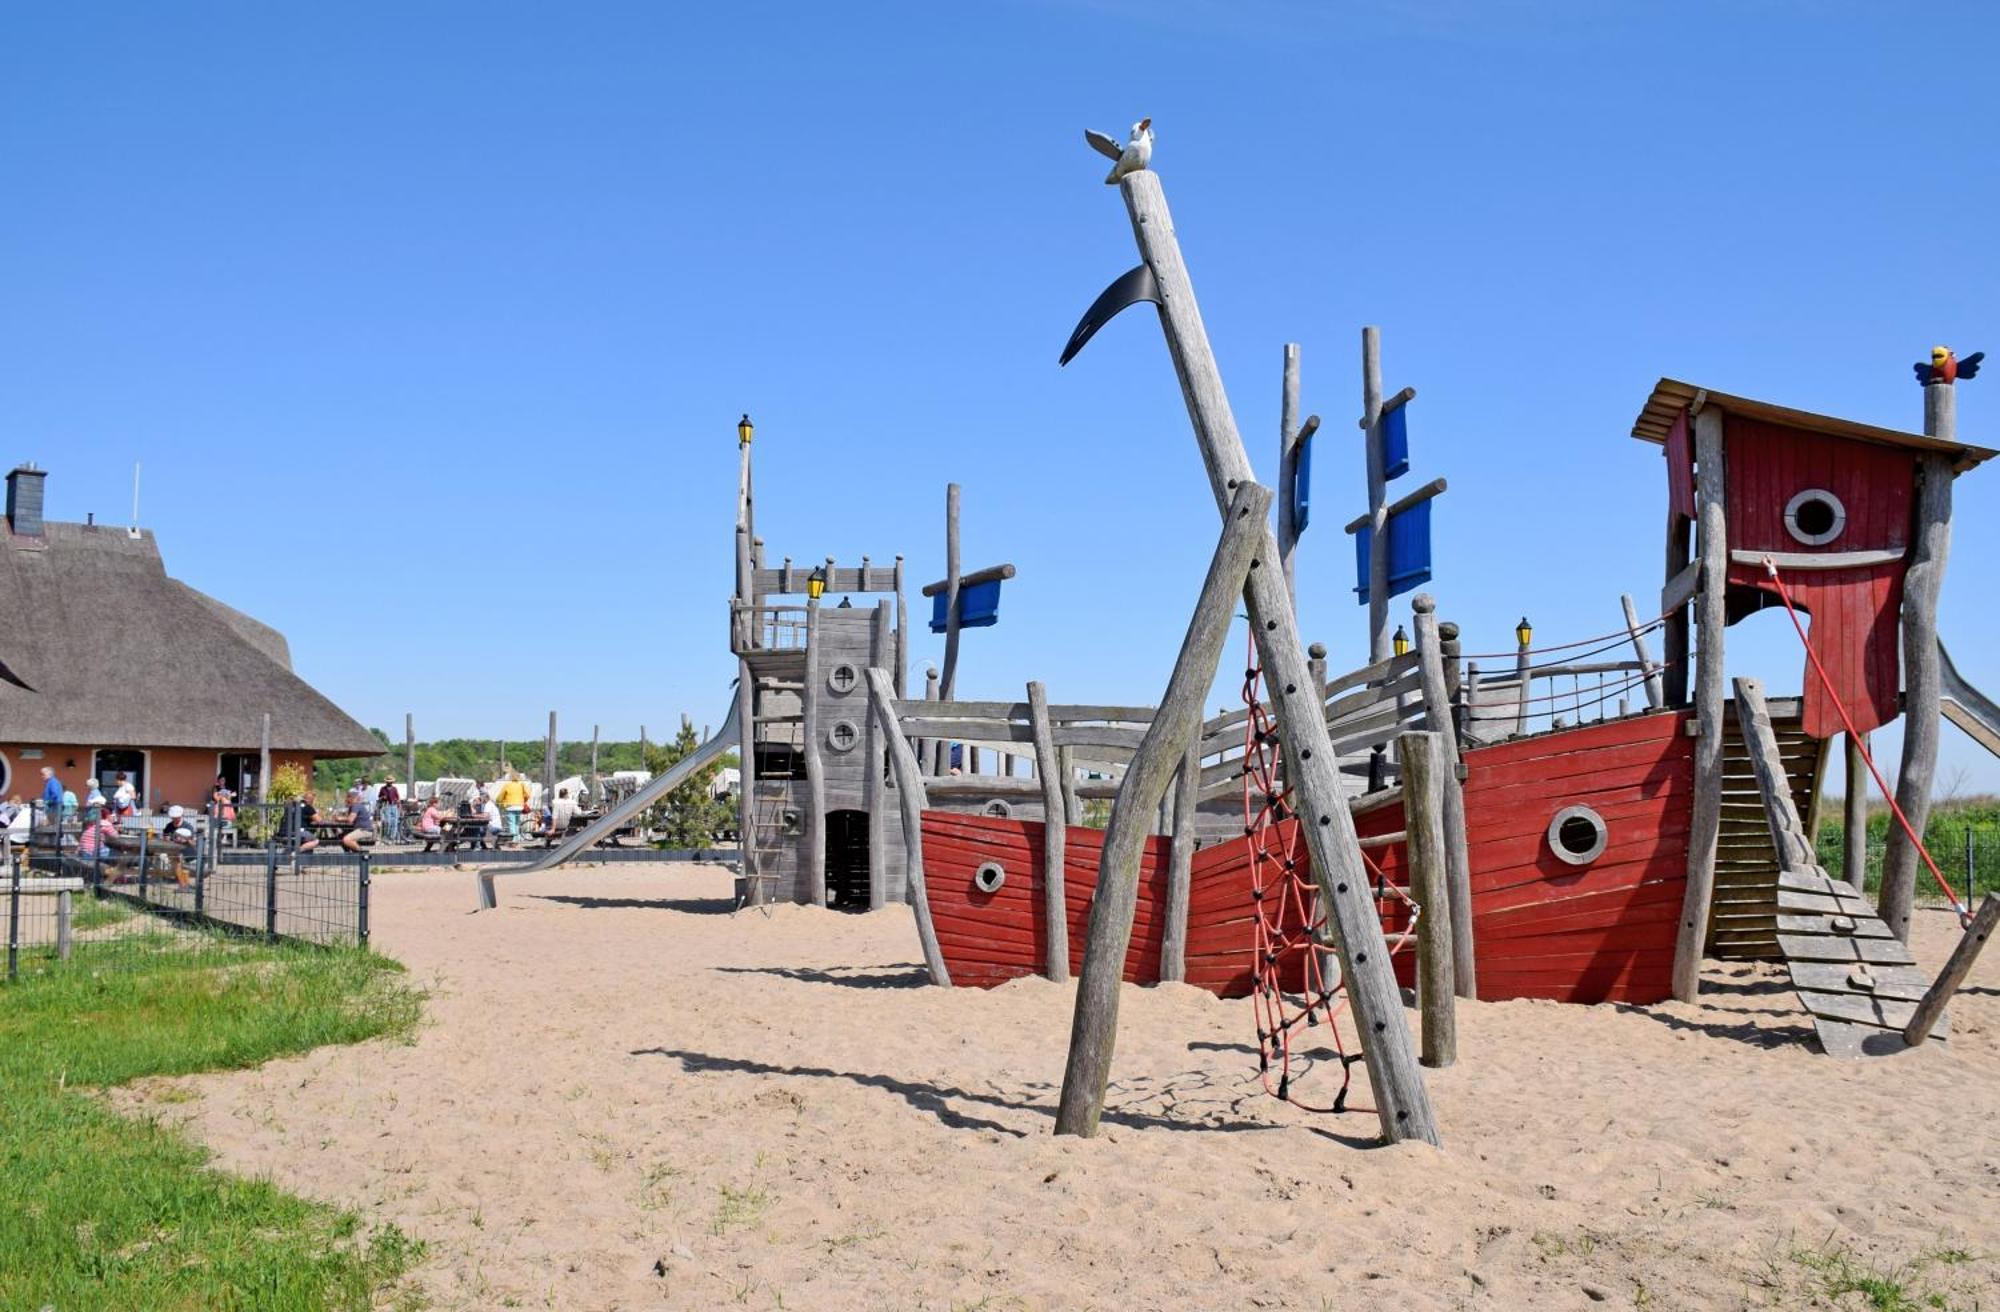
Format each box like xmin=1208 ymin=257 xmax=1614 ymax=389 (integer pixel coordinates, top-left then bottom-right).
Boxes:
xmin=112 ymin=773 xmax=137 ymax=818
xmin=38 ymin=766 xmax=62 ymax=829
xmin=377 ymin=777 xmax=402 ymax=842
xmin=84 ymin=777 xmax=106 ymax=812
xmin=496 ymin=771 xmax=527 ymax=840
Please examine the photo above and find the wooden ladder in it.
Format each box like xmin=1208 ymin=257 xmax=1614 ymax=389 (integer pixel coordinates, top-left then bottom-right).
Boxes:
xmin=1732 ymin=677 xmax=1933 ymax=1058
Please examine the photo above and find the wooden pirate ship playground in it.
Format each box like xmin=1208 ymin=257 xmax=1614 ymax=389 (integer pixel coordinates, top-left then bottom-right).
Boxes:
xmin=475 ymin=132 xmax=2000 ymax=1147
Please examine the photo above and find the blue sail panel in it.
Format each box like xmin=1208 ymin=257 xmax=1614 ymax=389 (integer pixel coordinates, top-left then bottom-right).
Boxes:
xmin=929 ymin=578 xmax=1003 ymax=633
xmin=1382 ymin=403 xmax=1410 ymax=481
xmin=1350 ymin=498 xmax=1433 ymax=604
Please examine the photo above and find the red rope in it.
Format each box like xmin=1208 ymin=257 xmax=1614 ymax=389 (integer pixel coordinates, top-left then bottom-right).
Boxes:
xmin=1238 ymin=630 xmax=1419 ymax=1112
xmin=1759 ymin=558 xmax=1967 ymax=921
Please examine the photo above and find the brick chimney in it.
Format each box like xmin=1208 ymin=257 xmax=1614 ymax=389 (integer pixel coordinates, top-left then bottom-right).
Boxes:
xmin=7 ymin=464 xmax=47 ymax=537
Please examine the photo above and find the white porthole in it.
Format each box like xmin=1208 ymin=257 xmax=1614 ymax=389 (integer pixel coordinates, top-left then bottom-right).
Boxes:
xmin=982 ymin=799 xmax=1013 ymax=819
xmin=1784 ymin=488 xmax=1846 ymax=547
xmin=973 ymin=861 xmax=1006 ymax=893
xmin=1547 ymin=805 xmax=1608 ymax=866
xmin=825 ymin=720 xmax=860 ymax=754
xmin=827 ymin=662 xmax=859 ymax=695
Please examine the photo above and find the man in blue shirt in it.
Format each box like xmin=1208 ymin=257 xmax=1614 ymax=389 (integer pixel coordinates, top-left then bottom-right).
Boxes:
xmin=39 ymin=766 xmax=61 ymax=815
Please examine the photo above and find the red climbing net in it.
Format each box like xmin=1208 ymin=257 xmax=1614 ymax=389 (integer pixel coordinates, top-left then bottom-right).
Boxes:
xmin=1237 ymin=630 xmax=1421 ymax=1112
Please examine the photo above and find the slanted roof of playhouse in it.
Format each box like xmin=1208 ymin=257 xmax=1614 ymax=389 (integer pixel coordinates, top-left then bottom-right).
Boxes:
xmin=0 ymin=518 xmax=382 ymax=755
xmin=1631 ymin=378 xmax=1998 ymax=473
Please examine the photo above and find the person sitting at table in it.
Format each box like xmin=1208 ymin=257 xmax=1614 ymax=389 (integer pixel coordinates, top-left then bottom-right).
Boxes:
xmin=416 ymin=798 xmax=446 ymax=841
xmin=340 ymin=804 xmax=377 ymax=853
xmin=480 ymin=793 xmax=504 ymax=846
xmin=281 ymin=794 xmax=321 ymax=853
xmin=78 ymin=808 xmax=126 ymax=877
xmin=157 ymin=805 xmax=198 ymax=884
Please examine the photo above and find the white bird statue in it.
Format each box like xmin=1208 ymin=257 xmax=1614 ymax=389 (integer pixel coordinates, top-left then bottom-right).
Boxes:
xmin=1085 ymin=118 xmax=1152 ymax=184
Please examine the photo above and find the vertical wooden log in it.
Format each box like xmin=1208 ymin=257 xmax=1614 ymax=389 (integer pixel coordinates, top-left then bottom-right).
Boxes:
xmin=1276 ymin=342 xmax=1302 ymax=607
xmin=1108 ymin=168 xmax=1436 ymax=1145
xmin=1026 ymin=681 xmax=1070 ymax=983
xmin=590 ymin=725 xmax=600 ymax=778
xmin=940 ymin=483 xmax=964 ymax=700
xmin=1621 ymin=593 xmax=1665 ymax=710
xmin=867 ymin=603 xmax=891 ymax=910
xmin=1662 ymin=514 xmax=1692 ymax=708
xmin=802 ymin=599 xmax=828 ymax=907
xmin=892 ymin=555 xmax=908 ymax=698
xmin=924 ymin=666 xmax=943 ymax=775
xmin=258 ymin=713 xmax=271 ymax=804
xmin=544 ymin=710 xmax=557 ymax=829
xmin=1361 ymin=327 xmax=1390 ymax=662
xmin=1881 ymin=453 xmax=1953 ymax=942
xmin=1400 ymin=730 xmax=1455 ymax=1067
xmin=736 ymin=661 xmax=758 ymax=904
xmin=1159 ymin=733 xmax=1199 ymax=983
xmin=1672 ymin=406 xmax=1729 ymax=1002
xmin=1902 ymin=893 xmax=1999 ymax=1046
xmin=1057 ymin=481 xmax=1272 ymax=1138
xmin=864 ymin=669 xmax=950 ymax=985
xmin=1412 ymin=595 xmax=1476 ymax=999
xmin=405 ymin=713 xmax=417 ymax=804
xmin=1843 ymin=732 xmax=1869 ymax=893
xmin=1512 ymin=627 xmax=1531 ymax=737
xmin=1058 ymin=746 xmax=1079 ymax=825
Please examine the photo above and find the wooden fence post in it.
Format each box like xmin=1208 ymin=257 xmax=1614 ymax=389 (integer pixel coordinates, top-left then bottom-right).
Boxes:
xmin=1400 ymin=730 xmax=1455 ymax=1067
xmin=1056 ymin=481 xmax=1271 ymax=1137
xmin=1026 ymin=681 xmax=1070 ymax=983
xmin=1412 ymin=595 xmax=1475 ymax=999
xmin=1098 ymin=166 xmax=1436 ymax=1146
xmin=1160 ymin=733 xmax=1199 ymax=983
xmin=864 ymin=668 xmax=950 ymax=985
xmin=1672 ymin=404 xmax=1729 ymax=1001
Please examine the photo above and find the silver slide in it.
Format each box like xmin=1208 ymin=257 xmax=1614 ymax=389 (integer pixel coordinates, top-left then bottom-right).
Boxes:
xmin=1938 ymin=639 xmax=2000 ymax=761
xmin=474 ymin=687 xmax=741 ymax=909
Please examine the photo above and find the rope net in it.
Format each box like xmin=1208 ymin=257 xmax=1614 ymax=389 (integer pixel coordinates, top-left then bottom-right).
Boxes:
xmin=1237 ymin=629 xmax=1420 ymax=1112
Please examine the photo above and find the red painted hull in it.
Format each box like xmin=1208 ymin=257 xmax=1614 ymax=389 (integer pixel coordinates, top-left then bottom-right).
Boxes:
xmin=919 ymin=710 xmax=1694 ymax=1006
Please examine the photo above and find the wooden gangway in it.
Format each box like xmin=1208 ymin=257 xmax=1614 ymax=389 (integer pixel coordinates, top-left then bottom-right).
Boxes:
xmin=1732 ymin=677 xmax=1931 ymax=1058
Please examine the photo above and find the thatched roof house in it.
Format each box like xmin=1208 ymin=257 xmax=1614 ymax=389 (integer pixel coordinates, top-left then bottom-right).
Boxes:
xmin=2 ymin=464 xmax=379 ymax=809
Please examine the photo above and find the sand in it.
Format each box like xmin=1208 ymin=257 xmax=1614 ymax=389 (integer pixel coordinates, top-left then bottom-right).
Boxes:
xmin=120 ymin=863 xmax=2000 ymax=1310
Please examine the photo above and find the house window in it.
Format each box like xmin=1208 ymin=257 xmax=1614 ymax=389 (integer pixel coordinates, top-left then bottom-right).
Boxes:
xmin=1784 ymin=489 xmax=1846 ymax=547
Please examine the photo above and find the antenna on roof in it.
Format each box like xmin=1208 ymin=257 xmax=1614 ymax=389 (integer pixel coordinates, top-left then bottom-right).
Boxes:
xmin=128 ymin=461 xmax=142 ymax=538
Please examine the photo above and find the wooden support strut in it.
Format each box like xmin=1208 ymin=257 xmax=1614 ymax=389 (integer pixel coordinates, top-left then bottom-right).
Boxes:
xmin=940 ymin=483 xmax=964 ymax=701
xmin=1361 ymin=327 xmax=1391 ymax=663
xmin=1026 ymin=680 xmax=1070 ymax=983
xmin=1277 ymin=342 xmax=1302 ymax=606
xmin=1843 ymin=732 xmax=1869 ymax=894
xmin=1672 ymin=405 xmax=1729 ymax=1001
xmin=1400 ymin=730 xmax=1455 ymax=1067
xmin=1880 ymin=451 xmax=1953 ymax=943
xmin=1903 ymin=894 xmax=1999 ymax=1046
xmin=1056 ymin=480 xmax=1272 ymax=1137
xmin=863 ymin=668 xmax=950 ymax=985
xmin=1621 ymin=593 xmax=1665 ymax=710
xmin=1160 ymin=732 xmax=1199 ymax=983
xmin=1067 ymin=168 xmax=1436 ymax=1146
xmin=1412 ymin=595 xmax=1476 ymax=999
xmin=802 ymin=599 xmax=828 ymax=906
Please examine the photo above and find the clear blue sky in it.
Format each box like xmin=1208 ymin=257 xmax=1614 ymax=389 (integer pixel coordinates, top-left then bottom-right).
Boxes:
xmin=5 ymin=3 xmax=1997 ymax=789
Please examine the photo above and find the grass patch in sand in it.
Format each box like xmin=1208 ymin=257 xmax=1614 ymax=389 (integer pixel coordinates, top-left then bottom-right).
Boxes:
xmin=71 ymin=898 xmax=136 ymax=932
xmin=1787 ymin=1241 xmax=1985 ymax=1312
xmin=0 ymin=942 xmax=425 ymax=1311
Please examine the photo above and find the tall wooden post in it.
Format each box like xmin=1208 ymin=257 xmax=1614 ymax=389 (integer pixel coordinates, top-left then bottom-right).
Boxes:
xmin=1512 ymin=624 xmax=1532 ymax=737
xmin=1276 ymin=343 xmax=1303 ymax=606
xmin=1621 ymin=593 xmax=1665 ymax=710
xmin=543 ymin=710 xmax=557 ymax=825
xmin=1843 ymin=732 xmax=1869 ymax=893
xmin=1662 ymin=514 xmax=1693 ymax=708
xmin=923 ymin=666 xmax=942 ymax=775
xmin=867 ymin=602 xmax=892 ymax=910
xmin=1400 ymin=730 xmax=1455 ymax=1067
xmin=892 ymin=555 xmax=908 ymax=698
xmin=1026 ymin=681 xmax=1070 ymax=982
xmin=1058 ymin=746 xmax=1079 ymax=825
xmin=1412 ymin=595 xmax=1475 ymax=998
xmin=405 ymin=713 xmax=416 ymax=801
xmin=1065 ymin=168 xmax=1436 ymax=1146
xmin=590 ymin=724 xmax=600 ymax=778
xmin=1881 ymin=430 xmax=1953 ymax=940
xmin=940 ymin=483 xmax=964 ymax=700
xmin=258 ymin=712 xmax=271 ymax=805
xmin=736 ymin=680 xmax=757 ymax=903
xmin=1160 ymin=733 xmax=1199 ymax=983
xmin=1361 ymin=328 xmax=1391 ymax=662
xmin=802 ymin=598 xmax=828 ymax=907
xmin=1672 ymin=405 xmax=1729 ymax=1001
xmin=864 ymin=669 xmax=950 ymax=985
xmin=1057 ymin=481 xmax=1271 ymax=1137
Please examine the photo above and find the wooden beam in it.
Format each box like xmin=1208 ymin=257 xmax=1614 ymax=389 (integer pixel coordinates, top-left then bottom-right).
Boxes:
xmin=863 ymin=668 xmax=950 ymax=985
xmin=1057 ymin=480 xmax=1271 ymax=1138
xmin=1400 ymin=730 xmax=1455 ymax=1067
xmin=867 ymin=603 xmax=892 ymax=911
xmin=1160 ymin=733 xmax=1199 ymax=983
xmin=736 ymin=659 xmax=758 ymax=904
xmin=1903 ymin=894 xmax=1999 ymax=1045
xmin=1621 ymin=593 xmax=1665 ymax=710
xmin=1087 ymin=169 xmax=1436 ymax=1146
xmin=1728 ymin=547 xmax=1905 ymax=571
xmin=1673 ymin=406 xmax=1729 ymax=1001
xmin=1660 ymin=558 xmax=1702 ymax=616
xmin=1026 ymin=680 xmax=1069 ymax=984
xmin=1413 ymin=595 xmax=1475 ymax=999
xmin=1843 ymin=732 xmax=1869 ymax=894
xmin=1340 ymin=476 xmax=1448 ymax=536
xmin=1733 ymin=676 xmax=1817 ymax=870
xmin=1662 ymin=512 xmax=1692 ymax=707
xmin=919 ymin=561 xmax=1017 ymax=597
xmin=893 ymin=555 xmax=908 ymax=698
xmin=1881 ymin=453 xmax=1953 ymax=942
xmin=802 ymin=600 xmax=827 ymax=907
xmin=1361 ymin=326 xmax=1391 ymax=662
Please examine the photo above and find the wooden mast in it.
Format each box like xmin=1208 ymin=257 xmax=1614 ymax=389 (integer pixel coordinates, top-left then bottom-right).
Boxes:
xmin=1361 ymin=328 xmax=1391 ymax=662
xmin=1025 ymin=680 xmax=1070 ymax=983
xmin=1412 ymin=594 xmax=1475 ymax=997
xmin=1276 ymin=343 xmax=1303 ymax=605
xmin=1057 ymin=167 xmax=1436 ymax=1146
xmin=1672 ymin=403 xmax=1729 ymax=1001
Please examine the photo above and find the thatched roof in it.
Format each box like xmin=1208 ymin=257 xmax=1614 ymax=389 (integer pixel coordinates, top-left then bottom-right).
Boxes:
xmin=0 ymin=520 xmax=381 ymax=755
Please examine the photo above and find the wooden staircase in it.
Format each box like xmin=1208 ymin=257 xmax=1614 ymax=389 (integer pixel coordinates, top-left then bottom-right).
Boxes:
xmin=1731 ymin=678 xmax=1929 ymax=1058
xmin=1708 ymin=693 xmax=1827 ymax=960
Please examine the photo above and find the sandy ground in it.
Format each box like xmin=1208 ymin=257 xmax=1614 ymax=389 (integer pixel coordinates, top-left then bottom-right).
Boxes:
xmin=120 ymin=863 xmax=2000 ymax=1311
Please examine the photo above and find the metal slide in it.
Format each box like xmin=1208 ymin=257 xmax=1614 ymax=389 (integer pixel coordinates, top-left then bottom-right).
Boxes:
xmin=1939 ymin=639 xmax=2000 ymax=761
xmin=474 ymin=687 xmax=741 ymax=910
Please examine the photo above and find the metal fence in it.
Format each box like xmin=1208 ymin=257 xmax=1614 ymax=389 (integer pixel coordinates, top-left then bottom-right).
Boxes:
xmin=4 ymin=801 xmax=369 ymax=982
xmin=1816 ymin=821 xmax=1998 ymax=911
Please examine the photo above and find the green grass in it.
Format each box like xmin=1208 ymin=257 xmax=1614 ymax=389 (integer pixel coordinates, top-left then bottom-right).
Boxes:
xmin=71 ymin=898 xmax=136 ymax=932
xmin=1816 ymin=796 xmax=1999 ymax=904
xmin=0 ymin=940 xmax=426 ymax=1311
xmin=1787 ymin=1242 xmax=1984 ymax=1312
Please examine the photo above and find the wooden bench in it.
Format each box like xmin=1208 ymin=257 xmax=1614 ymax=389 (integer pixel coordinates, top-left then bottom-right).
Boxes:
xmin=8 ymin=875 xmax=87 ymax=962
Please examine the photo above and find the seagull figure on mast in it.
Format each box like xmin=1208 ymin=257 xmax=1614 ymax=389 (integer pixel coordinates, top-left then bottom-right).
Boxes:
xmin=1085 ymin=117 xmax=1153 ymax=184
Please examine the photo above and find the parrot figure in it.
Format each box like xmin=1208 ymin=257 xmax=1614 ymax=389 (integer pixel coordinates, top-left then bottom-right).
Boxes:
xmin=1914 ymin=346 xmax=1985 ymax=385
